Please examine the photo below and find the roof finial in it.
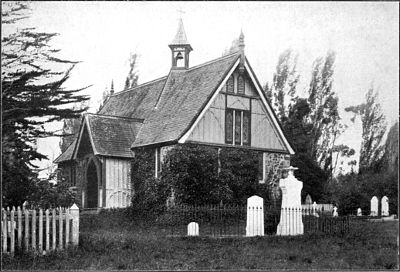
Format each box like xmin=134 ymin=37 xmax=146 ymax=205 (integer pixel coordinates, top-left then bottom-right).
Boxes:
xmin=239 ymin=29 xmax=245 ymax=51
xmin=177 ymin=8 xmax=185 ymax=18
xmin=110 ymin=80 xmax=114 ymax=95
xmin=238 ymin=30 xmax=245 ymax=73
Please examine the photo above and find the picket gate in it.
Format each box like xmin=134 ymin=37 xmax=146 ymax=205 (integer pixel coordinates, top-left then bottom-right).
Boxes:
xmin=1 ymin=203 xmax=79 ymax=256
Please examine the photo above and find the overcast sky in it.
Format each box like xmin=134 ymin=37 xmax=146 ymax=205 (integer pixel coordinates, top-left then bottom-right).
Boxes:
xmin=5 ymin=1 xmax=399 ymax=177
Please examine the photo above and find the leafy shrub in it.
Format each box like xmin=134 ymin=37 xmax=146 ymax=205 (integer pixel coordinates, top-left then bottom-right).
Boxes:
xmin=130 ymin=148 xmax=169 ymax=218
xmin=162 ymin=145 xmax=224 ymax=205
xmin=162 ymin=144 xmax=268 ymax=206
xmin=27 ymin=178 xmax=77 ymax=209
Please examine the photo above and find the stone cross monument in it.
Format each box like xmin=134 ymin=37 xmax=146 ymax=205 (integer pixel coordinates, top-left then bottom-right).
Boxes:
xmin=277 ymin=166 xmax=304 ymax=236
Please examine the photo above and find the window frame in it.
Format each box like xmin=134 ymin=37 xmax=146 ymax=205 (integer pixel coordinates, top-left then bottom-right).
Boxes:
xmin=225 ymin=107 xmax=251 ymax=146
xmin=237 ymin=74 xmax=245 ymax=94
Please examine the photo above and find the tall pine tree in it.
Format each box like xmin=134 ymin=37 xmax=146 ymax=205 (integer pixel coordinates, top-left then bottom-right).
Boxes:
xmin=2 ymin=3 xmax=89 ymax=206
xmin=345 ymin=86 xmax=387 ymax=173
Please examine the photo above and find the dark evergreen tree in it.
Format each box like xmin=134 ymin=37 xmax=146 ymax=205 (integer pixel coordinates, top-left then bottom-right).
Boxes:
xmin=2 ymin=3 xmax=89 ymax=206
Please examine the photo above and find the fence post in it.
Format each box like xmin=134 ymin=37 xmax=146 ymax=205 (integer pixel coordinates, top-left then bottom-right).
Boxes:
xmin=52 ymin=208 xmax=56 ymax=250
xmin=10 ymin=209 xmax=15 ymax=256
xmin=70 ymin=203 xmax=79 ymax=246
xmin=32 ymin=209 xmax=36 ymax=250
xmin=59 ymin=207 xmax=63 ymax=250
xmin=65 ymin=208 xmax=70 ymax=247
xmin=2 ymin=209 xmax=7 ymax=253
xmin=39 ymin=209 xmax=43 ymax=253
xmin=45 ymin=209 xmax=50 ymax=252
xmin=17 ymin=206 xmax=22 ymax=250
xmin=24 ymin=208 xmax=29 ymax=250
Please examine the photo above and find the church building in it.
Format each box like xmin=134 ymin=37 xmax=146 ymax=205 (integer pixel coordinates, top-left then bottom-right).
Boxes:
xmin=54 ymin=19 xmax=295 ymax=209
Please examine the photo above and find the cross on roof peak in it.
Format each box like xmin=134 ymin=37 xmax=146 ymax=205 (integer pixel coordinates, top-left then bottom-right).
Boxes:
xmin=177 ymin=8 xmax=185 ymax=17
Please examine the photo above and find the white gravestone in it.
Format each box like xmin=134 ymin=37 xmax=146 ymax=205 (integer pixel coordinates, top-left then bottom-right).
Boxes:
xmin=381 ymin=196 xmax=389 ymax=216
xmin=305 ymin=194 xmax=312 ymax=205
xmin=332 ymin=206 xmax=338 ymax=217
xmin=277 ymin=167 xmax=304 ymax=236
xmin=246 ymin=195 xmax=264 ymax=236
xmin=370 ymin=196 xmax=378 ymax=216
xmin=187 ymin=222 xmax=199 ymax=236
xmin=357 ymin=208 xmax=362 ymax=216
xmin=312 ymin=201 xmax=319 ymax=217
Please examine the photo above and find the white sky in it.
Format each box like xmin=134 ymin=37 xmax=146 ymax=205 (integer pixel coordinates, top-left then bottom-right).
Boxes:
xmin=4 ymin=1 xmax=399 ymax=177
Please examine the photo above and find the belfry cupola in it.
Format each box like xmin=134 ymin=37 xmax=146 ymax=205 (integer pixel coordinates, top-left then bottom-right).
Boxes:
xmin=169 ymin=18 xmax=192 ymax=69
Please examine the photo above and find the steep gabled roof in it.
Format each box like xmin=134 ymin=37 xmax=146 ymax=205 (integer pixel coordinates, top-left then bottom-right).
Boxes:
xmin=99 ymin=76 xmax=167 ymax=119
xmin=55 ymin=114 xmax=144 ymax=163
xmin=85 ymin=114 xmax=143 ymax=157
xmin=131 ymin=52 xmax=240 ymax=148
xmin=54 ymin=139 xmax=76 ymax=163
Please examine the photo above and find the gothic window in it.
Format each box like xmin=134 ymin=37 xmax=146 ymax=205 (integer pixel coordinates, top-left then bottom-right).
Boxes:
xmin=258 ymin=152 xmax=264 ymax=182
xmin=235 ymin=111 xmax=241 ymax=145
xmin=155 ymin=147 xmax=161 ymax=178
xmin=242 ymin=111 xmax=250 ymax=145
xmin=237 ymin=74 xmax=245 ymax=94
xmin=226 ymin=75 xmax=234 ymax=93
xmin=225 ymin=108 xmax=251 ymax=146
xmin=225 ymin=109 xmax=233 ymax=144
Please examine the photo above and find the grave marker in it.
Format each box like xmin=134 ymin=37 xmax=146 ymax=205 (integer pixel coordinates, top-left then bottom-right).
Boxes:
xmin=381 ymin=196 xmax=389 ymax=216
xmin=370 ymin=196 xmax=378 ymax=216
xmin=187 ymin=222 xmax=199 ymax=236
xmin=277 ymin=167 xmax=304 ymax=236
xmin=246 ymin=195 xmax=264 ymax=236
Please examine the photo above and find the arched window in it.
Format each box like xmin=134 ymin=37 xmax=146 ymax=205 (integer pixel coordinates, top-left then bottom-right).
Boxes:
xmin=237 ymin=74 xmax=245 ymax=94
xmin=226 ymin=75 xmax=234 ymax=93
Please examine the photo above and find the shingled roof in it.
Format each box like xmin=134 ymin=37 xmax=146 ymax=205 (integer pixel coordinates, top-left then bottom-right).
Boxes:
xmin=55 ymin=52 xmax=244 ymax=162
xmin=132 ymin=52 xmax=240 ymax=147
xmin=54 ymin=139 xmax=76 ymax=163
xmin=170 ymin=18 xmax=190 ymax=46
xmin=55 ymin=114 xmax=144 ymax=163
xmin=84 ymin=114 xmax=143 ymax=157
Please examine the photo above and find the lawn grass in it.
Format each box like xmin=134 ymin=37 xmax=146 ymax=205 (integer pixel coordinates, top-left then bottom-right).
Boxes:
xmin=2 ymin=212 xmax=398 ymax=270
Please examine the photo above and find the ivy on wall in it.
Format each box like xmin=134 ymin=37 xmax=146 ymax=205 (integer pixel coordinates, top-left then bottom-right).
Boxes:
xmin=130 ymin=144 xmax=289 ymax=210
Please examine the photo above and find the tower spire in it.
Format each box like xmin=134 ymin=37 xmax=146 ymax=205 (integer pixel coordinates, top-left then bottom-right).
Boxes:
xmin=110 ymin=80 xmax=114 ymax=95
xmin=238 ymin=30 xmax=245 ymax=73
xmin=169 ymin=18 xmax=192 ymax=69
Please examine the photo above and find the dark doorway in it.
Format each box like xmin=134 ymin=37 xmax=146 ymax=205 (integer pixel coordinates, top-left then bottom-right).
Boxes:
xmin=86 ymin=160 xmax=98 ymax=208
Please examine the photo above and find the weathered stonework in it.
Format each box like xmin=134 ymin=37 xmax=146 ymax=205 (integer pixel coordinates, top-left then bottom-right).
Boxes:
xmin=264 ymin=153 xmax=291 ymax=184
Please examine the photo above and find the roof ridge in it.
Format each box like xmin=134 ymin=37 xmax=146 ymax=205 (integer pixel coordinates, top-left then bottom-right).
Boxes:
xmin=186 ymin=52 xmax=240 ymax=72
xmin=86 ymin=113 xmax=145 ymax=122
xmin=109 ymin=75 xmax=168 ymax=97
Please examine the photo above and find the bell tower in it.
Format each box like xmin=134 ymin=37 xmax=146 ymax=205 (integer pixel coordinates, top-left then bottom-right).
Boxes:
xmin=169 ymin=18 xmax=192 ymax=69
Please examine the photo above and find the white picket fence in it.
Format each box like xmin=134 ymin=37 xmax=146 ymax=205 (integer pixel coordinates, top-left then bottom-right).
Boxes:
xmin=1 ymin=203 xmax=79 ymax=256
xmin=301 ymin=203 xmax=333 ymax=213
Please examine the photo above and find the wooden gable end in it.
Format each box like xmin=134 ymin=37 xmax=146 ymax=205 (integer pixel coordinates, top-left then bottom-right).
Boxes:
xmin=76 ymin=124 xmax=95 ymax=158
xmin=186 ymin=66 xmax=289 ymax=153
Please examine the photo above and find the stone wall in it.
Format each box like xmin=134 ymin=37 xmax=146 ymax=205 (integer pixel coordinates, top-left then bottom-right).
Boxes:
xmin=264 ymin=153 xmax=291 ymax=184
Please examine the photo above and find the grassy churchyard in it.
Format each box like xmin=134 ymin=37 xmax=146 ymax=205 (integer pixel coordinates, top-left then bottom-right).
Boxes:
xmin=2 ymin=211 xmax=398 ymax=270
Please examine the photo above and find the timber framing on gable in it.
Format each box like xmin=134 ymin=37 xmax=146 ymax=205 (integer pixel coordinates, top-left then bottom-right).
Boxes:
xmin=179 ymin=57 xmax=295 ymax=155
xmin=72 ymin=115 xmax=99 ymax=159
xmin=244 ymin=59 xmax=294 ymax=154
xmin=178 ymin=58 xmax=241 ymax=143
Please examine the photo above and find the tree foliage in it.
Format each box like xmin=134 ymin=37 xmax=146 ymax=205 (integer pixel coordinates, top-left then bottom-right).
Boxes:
xmin=265 ymin=49 xmax=300 ymax=123
xmin=382 ymin=122 xmax=399 ymax=173
xmin=124 ymin=53 xmax=139 ymax=90
xmin=307 ymin=50 xmax=342 ymax=170
xmin=2 ymin=2 xmax=89 ymax=206
xmin=59 ymin=101 xmax=88 ymax=153
xmin=345 ymin=86 xmax=387 ymax=173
